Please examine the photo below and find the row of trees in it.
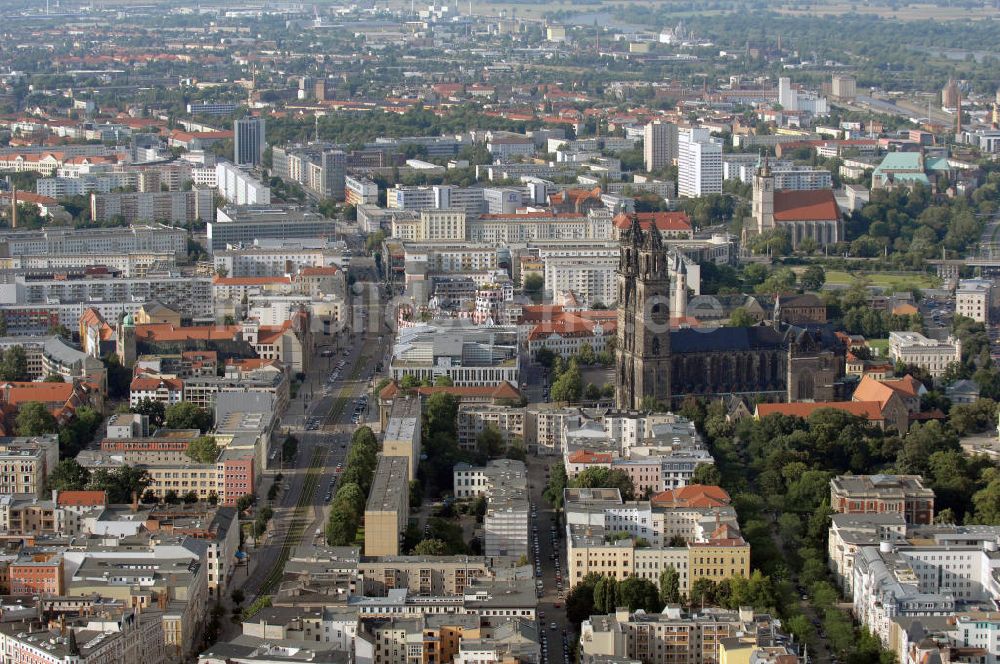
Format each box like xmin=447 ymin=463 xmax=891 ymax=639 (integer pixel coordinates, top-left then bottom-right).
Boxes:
xmin=565 ymin=565 xmax=788 ymax=628
xmin=0 ymin=346 xmax=29 ymax=381
xmin=325 ymin=427 xmax=378 ymax=546
xmin=48 ymin=459 xmax=152 ymax=503
xmin=15 ymin=402 xmax=102 ymax=459
xmin=569 ymin=466 xmax=636 ymax=501
xmin=130 ymin=399 xmax=213 ymax=432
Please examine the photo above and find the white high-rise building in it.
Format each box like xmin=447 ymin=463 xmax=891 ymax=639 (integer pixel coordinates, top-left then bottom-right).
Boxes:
xmin=777 ymin=76 xmax=828 ymax=115
xmin=778 ymin=77 xmax=797 ymax=111
xmin=215 ymin=161 xmax=271 ymax=206
xmin=677 ymin=130 xmax=722 ymax=198
xmin=643 ymin=121 xmax=678 ymax=172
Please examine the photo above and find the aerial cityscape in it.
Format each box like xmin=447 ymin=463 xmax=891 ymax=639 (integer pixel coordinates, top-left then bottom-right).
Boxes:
xmin=0 ymin=0 xmax=997 ymax=662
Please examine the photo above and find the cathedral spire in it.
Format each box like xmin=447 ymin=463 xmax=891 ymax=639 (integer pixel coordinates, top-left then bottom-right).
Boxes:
xmin=642 ymin=219 xmax=663 ymax=251
xmin=629 ymin=215 xmax=644 ymax=246
xmin=616 ymin=213 xmax=671 ymax=411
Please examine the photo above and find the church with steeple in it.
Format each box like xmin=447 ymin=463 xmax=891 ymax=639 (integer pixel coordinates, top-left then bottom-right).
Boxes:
xmin=615 ymin=217 xmax=672 ymax=411
xmin=615 ymin=215 xmax=847 ymax=409
xmin=747 ymin=154 xmax=841 ymax=249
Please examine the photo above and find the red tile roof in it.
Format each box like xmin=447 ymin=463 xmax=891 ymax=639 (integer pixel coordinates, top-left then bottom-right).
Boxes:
xmin=651 ymin=484 xmax=731 ymax=508
xmin=130 ymin=377 xmax=183 ymax=392
xmin=55 ymin=490 xmax=107 ymax=507
xmin=549 ymin=187 xmax=602 ymax=205
xmin=526 ymin=312 xmax=616 ymax=341
xmin=567 ymin=450 xmax=613 ymax=464
xmin=225 ymin=357 xmax=278 ymax=371
xmin=773 ymin=189 xmax=840 ymax=222
xmin=0 ymin=382 xmax=78 ymax=405
xmin=882 ymin=375 xmax=923 ymax=399
xmin=612 ymin=211 xmax=692 ymax=232
xmin=299 ymin=266 xmax=340 ymax=276
xmin=212 ymin=276 xmax=292 ymax=286
xmin=170 ymin=130 xmax=233 ymax=141
xmin=135 ymin=324 xmax=240 ymax=342
xmin=0 ymin=191 xmax=59 ymax=205
xmin=756 ymin=400 xmax=884 ymax=421
xmin=853 ymin=374 xmax=922 ymax=412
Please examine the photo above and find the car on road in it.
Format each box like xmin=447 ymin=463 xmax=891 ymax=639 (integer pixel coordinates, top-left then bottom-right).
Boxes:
xmin=324 ymin=493 xmax=331 ymax=501
xmin=549 ymin=623 xmax=557 ymax=631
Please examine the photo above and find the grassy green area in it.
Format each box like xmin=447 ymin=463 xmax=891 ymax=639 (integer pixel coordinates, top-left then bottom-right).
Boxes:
xmin=867 ymin=338 xmax=890 ymax=358
xmin=824 ymin=269 xmax=940 ymax=291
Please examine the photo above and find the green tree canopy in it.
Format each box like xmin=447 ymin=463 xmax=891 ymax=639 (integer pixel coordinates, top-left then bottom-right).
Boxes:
xmin=618 ymin=576 xmax=663 ymax=613
xmin=48 ymin=458 xmax=90 ymax=491
xmin=728 ymin=307 xmax=756 ymax=327
xmin=659 ymin=566 xmax=681 ymax=604
xmin=570 ymin=466 xmax=635 ymax=501
xmin=799 ymin=265 xmax=826 ymax=291
xmin=476 ymin=423 xmax=505 ymax=458
xmin=165 ymin=402 xmax=213 ymax=432
xmin=131 ymin=397 xmax=165 ymax=427
xmin=411 ymin=538 xmax=449 ymax=555
xmin=692 ymin=464 xmax=722 ymax=486
xmin=87 ymin=465 xmax=152 ymax=503
xmin=550 ymin=360 xmax=583 ymax=403
xmin=15 ymin=401 xmax=57 ymax=436
xmin=0 ymin=346 xmax=29 ymax=381
xmin=186 ymin=436 xmax=220 ymax=464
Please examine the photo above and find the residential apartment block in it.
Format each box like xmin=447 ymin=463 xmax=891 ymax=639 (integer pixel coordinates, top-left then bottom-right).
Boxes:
xmin=0 ymin=435 xmax=59 ymax=498
xmin=852 ymin=527 xmax=1000 ymax=647
xmin=383 ymin=395 xmax=421 ymax=481
xmin=0 ymin=224 xmax=187 ymax=258
xmin=207 ymin=206 xmax=339 ymax=252
xmin=216 ymin=160 xmax=271 ymax=206
xmin=365 ymin=456 xmax=410 ymax=557
xmin=453 ymin=460 xmax=529 ymax=559
xmin=456 ymin=404 xmax=526 ymax=451
xmin=678 ymin=129 xmax=723 ymax=198
xmin=644 ymin=121 xmax=678 ymax=172
xmin=212 ymin=238 xmax=350 ymax=277
xmin=581 ymin=606 xmax=783 ymax=664
xmin=564 ymin=487 xmax=749 ymax=596
xmin=271 ymin=144 xmax=346 ymax=200
xmin=0 ymin=267 xmax=214 ymax=328
xmin=90 ymin=189 xmax=214 ymax=225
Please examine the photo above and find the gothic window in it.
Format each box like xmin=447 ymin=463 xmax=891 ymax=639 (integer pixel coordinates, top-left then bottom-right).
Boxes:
xmin=652 ymin=338 xmax=660 ymax=356
xmin=797 ymin=371 xmax=815 ymax=400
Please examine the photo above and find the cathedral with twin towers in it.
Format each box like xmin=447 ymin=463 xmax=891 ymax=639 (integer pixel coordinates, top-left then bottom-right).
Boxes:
xmin=614 ymin=215 xmax=846 ymax=411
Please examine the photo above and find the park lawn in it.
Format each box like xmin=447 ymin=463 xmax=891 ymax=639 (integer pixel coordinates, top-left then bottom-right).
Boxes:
xmin=824 ymin=269 xmax=939 ymax=291
xmin=867 ymin=339 xmax=890 ymax=358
